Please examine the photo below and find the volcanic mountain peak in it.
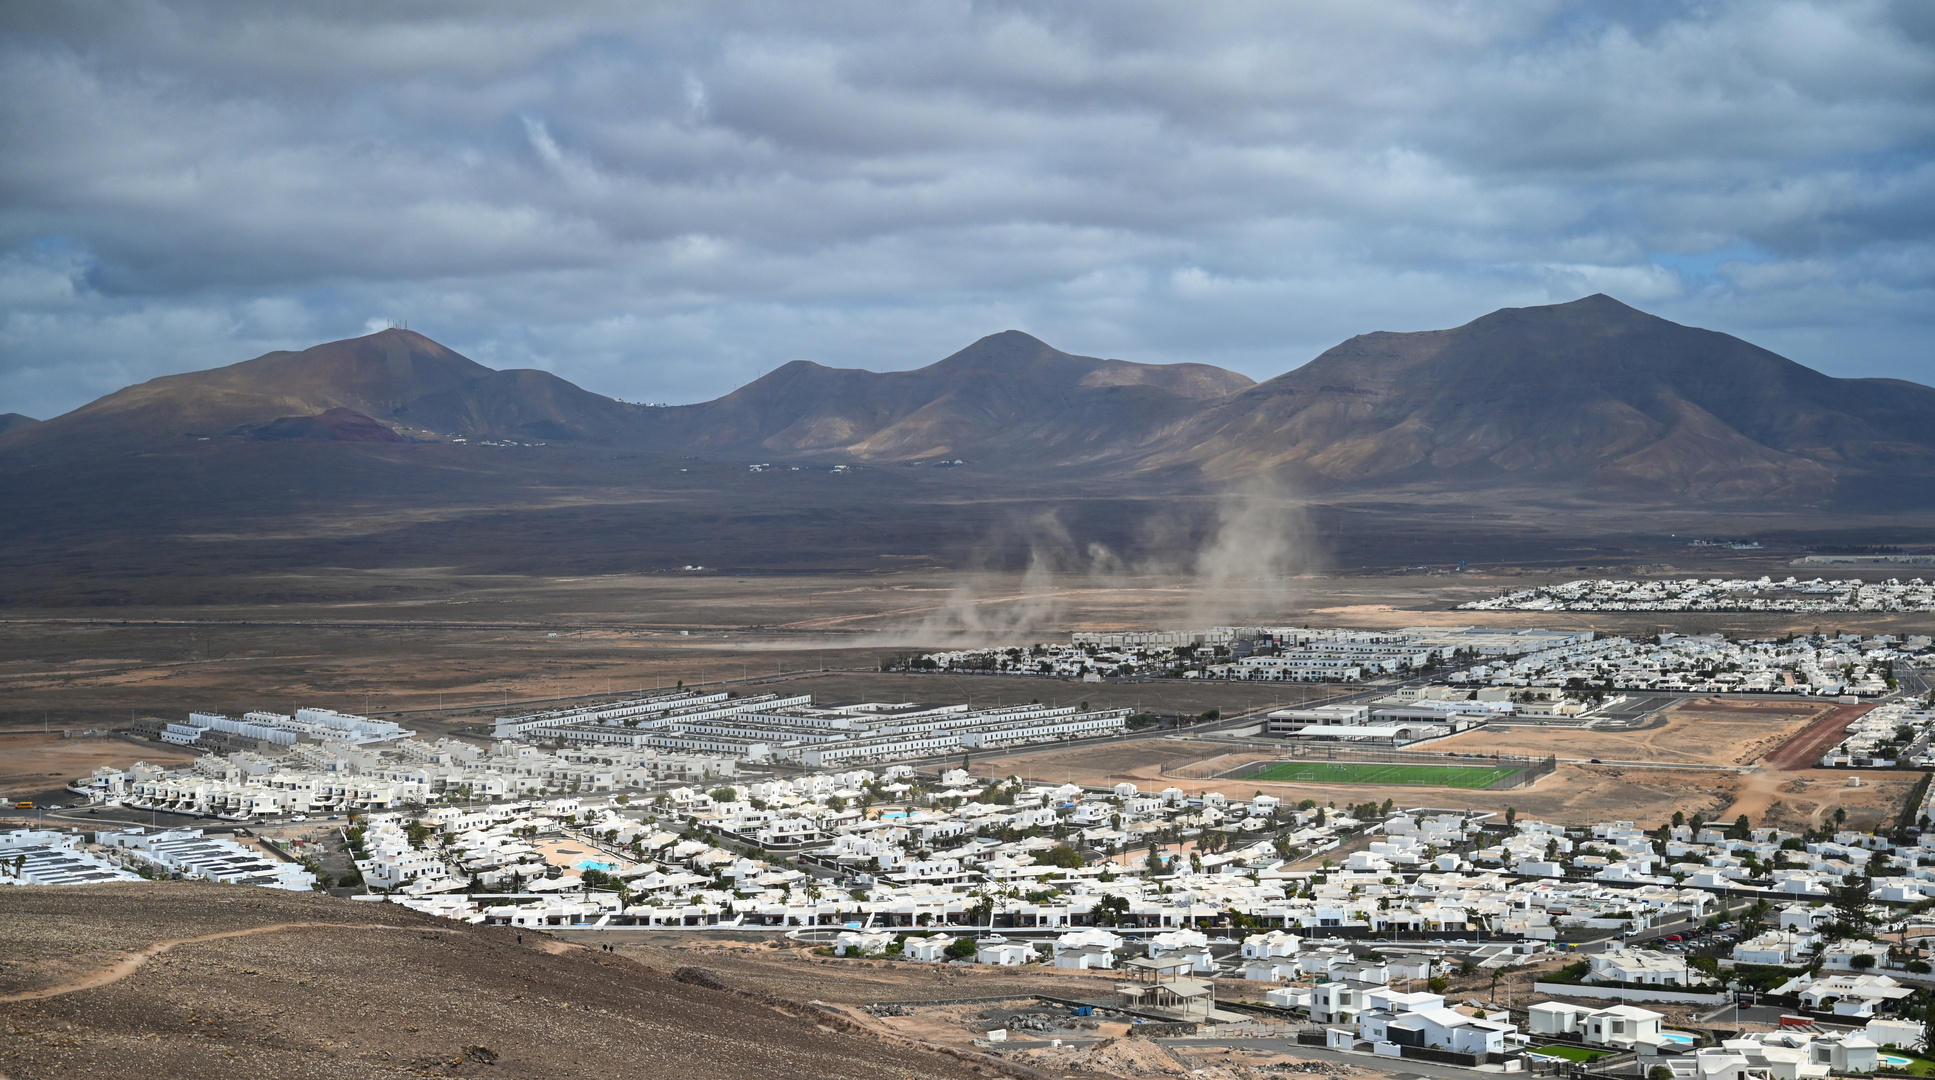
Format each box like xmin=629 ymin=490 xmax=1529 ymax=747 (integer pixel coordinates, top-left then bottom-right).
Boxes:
xmin=5 ymin=297 xmax=1933 ymax=509
xmin=0 ymin=328 xmax=638 ymax=452
xmin=1173 ymin=294 xmax=1935 ymax=502
xmin=923 ymin=330 xmax=1254 ymax=397
xmin=635 ymin=330 xmax=1255 ymax=461
xmin=212 ymin=327 xmax=492 ymax=403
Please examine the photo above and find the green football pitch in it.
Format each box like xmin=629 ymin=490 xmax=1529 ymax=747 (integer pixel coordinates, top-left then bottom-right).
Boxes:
xmin=1240 ymin=761 xmax=1521 ymax=788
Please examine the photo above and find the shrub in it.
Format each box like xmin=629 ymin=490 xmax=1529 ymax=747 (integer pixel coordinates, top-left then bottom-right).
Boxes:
xmin=1038 ymin=845 xmax=1084 ymax=869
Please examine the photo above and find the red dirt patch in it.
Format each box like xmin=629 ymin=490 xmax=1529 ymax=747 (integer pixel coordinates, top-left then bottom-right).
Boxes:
xmin=1764 ymin=703 xmax=1874 ymax=770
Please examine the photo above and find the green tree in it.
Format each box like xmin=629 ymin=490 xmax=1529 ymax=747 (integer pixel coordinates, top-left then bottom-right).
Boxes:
xmin=1093 ymin=894 xmax=1132 ymax=926
xmin=1037 ymin=845 xmax=1085 ymax=869
xmin=1831 ymin=876 xmax=1872 ymax=939
xmin=1922 ymin=991 xmax=1935 ymax=1058
xmin=966 ymin=890 xmax=995 ymax=926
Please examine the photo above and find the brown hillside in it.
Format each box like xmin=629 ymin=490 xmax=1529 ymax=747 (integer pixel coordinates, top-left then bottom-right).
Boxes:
xmin=1165 ymin=295 xmax=1935 ymax=502
xmin=0 ymin=883 xmax=990 ymax=1080
xmin=637 ymin=329 xmax=1255 ymax=463
xmin=0 ymin=329 xmax=647 ymax=453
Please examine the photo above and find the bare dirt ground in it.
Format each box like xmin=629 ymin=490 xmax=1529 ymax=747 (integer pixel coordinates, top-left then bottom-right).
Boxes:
xmin=1430 ymin=699 xmax=1830 ymax=767
xmin=974 ymin=737 xmax=1723 ymax=825
xmin=0 ymin=884 xmax=998 ymax=1080
xmin=1763 ymin=702 xmax=1874 ymax=770
xmin=601 ymin=934 xmax=1412 ymax=1080
xmin=602 ymin=933 xmax=1125 ymax=1005
xmin=0 ymin=732 xmax=197 ymax=803
xmin=4 ymin=565 xmax=1926 ymax=733
xmin=0 ymin=575 xmax=1354 ymax=737
xmin=1719 ymin=768 xmax=1918 ymax=831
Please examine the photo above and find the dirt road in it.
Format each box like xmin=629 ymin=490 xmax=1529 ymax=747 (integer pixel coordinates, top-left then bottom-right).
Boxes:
xmin=1764 ymin=703 xmax=1874 ymax=770
xmin=0 ymin=921 xmax=466 ymax=1003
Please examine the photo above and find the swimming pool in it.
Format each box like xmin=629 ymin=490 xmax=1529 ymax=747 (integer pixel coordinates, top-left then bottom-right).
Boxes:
xmin=1660 ymin=1032 xmax=1697 ymax=1046
xmin=1882 ymin=1054 xmax=1915 ymax=1067
xmin=880 ymin=811 xmax=909 ymax=819
xmin=575 ymin=859 xmax=617 ymax=872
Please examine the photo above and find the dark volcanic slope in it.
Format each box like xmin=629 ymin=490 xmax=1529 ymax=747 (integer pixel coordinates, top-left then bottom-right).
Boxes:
xmin=0 ymin=883 xmax=986 ymax=1080
xmin=1168 ymin=295 xmax=1935 ymax=502
xmin=2 ymin=297 xmax=1932 ymax=599
xmin=0 ymin=412 xmax=37 ymax=435
xmin=0 ymin=328 xmax=647 ymax=454
xmin=0 ymin=327 xmax=1253 ymax=470
xmin=638 ymin=329 xmax=1254 ymax=464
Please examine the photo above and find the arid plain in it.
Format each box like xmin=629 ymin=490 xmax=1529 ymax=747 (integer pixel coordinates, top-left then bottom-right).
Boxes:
xmin=4 ymin=549 xmax=1926 ymax=830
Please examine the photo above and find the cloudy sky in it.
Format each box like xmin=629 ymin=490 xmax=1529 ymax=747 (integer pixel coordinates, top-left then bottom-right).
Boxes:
xmin=2 ymin=1 xmax=1932 ymax=419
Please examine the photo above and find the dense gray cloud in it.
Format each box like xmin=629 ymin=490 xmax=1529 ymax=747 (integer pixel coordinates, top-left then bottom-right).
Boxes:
xmin=2 ymin=0 xmax=1931 ymax=419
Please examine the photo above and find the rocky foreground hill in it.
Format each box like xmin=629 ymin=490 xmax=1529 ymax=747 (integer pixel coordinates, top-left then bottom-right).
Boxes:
xmin=0 ymin=884 xmax=994 ymax=1080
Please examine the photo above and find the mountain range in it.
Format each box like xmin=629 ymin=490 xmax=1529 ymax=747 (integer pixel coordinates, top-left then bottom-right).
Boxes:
xmin=7 ymin=294 xmax=1931 ymax=507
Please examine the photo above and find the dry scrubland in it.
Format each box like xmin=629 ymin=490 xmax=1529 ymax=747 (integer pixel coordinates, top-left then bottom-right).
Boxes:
xmin=0 ymin=569 xmax=1383 ymax=732
xmin=5 ymin=559 xmax=1926 ymax=731
xmin=0 ymin=568 xmax=1924 ymax=838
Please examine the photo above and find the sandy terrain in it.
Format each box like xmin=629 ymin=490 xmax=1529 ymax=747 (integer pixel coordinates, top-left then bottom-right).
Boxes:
xmin=0 ymin=732 xmax=197 ymax=803
xmin=1718 ymin=767 xmax=1919 ymax=830
xmin=1428 ymin=699 xmax=1830 ymax=767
